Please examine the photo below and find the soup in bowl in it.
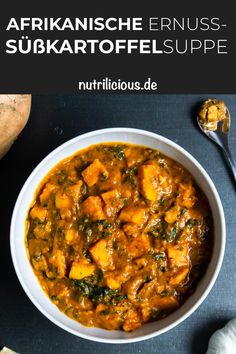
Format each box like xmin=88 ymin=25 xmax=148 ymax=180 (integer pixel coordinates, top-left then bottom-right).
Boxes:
xmin=10 ymin=128 xmax=225 ymax=343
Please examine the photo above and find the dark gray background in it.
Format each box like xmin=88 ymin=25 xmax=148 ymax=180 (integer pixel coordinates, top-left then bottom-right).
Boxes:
xmin=0 ymin=94 xmax=235 ymax=354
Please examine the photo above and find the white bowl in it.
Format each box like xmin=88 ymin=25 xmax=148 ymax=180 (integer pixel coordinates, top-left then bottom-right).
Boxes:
xmin=10 ymin=128 xmax=225 ymax=343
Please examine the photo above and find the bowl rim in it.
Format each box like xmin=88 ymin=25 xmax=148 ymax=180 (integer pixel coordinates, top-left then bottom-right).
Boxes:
xmin=10 ymin=127 xmax=226 ymax=344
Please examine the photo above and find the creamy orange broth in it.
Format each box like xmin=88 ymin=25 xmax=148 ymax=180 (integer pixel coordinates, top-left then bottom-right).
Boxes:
xmin=26 ymin=143 xmax=212 ymax=332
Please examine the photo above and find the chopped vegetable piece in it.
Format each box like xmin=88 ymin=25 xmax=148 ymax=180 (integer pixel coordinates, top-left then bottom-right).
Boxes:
xmin=30 ymin=205 xmax=47 ymax=222
xmin=65 ymin=228 xmax=78 ymax=244
xmin=167 ymin=244 xmax=189 ymax=268
xmin=138 ymin=164 xmax=159 ymax=201
xmin=166 ymin=224 xmax=179 ymax=242
xmin=82 ymin=159 xmax=108 ymax=187
xmin=119 ymin=206 xmax=148 ymax=226
xmin=66 ymin=180 xmax=83 ymax=201
xmin=40 ymin=183 xmax=57 ymax=205
xmin=123 ymin=309 xmax=142 ymax=332
xmin=123 ymin=222 xmax=140 ymax=237
xmin=101 ymin=189 xmax=124 ymax=216
xmin=55 ymin=191 xmax=72 ymax=209
xmin=127 ymin=233 xmax=151 ymax=258
xmin=89 ymin=239 xmax=114 ymax=270
xmin=169 ymin=267 xmax=189 ymax=285
xmin=54 ymin=250 xmax=66 ymax=277
xmin=81 ymin=196 xmax=105 ymax=220
xmin=33 ymin=225 xmax=47 ymax=239
xmin=69 ymin=261 xmax=96 ymax=280
xmin=178 ymin=183 xmax=197 ymax=209
xmin=149 ymin=295 xmax=179 ymax=309
xmin=165 ymin=205 xmax=180 ymax=224
xmin=105 ymin=276 xmax=122 ymax=290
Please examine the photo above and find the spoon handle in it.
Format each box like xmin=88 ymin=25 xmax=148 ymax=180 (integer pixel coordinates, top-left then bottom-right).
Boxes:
xmin=223 ymin=146 xmax=236 ymax=184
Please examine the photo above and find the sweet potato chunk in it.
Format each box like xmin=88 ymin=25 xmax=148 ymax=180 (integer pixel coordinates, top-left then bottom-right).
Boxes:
xmin=40 ymin=183 xmax=57 ymax=205
xmin=54 ymin=250 xmax=66 ymax=277
xmin=169 ymin=267 xmax=189 ymax=285
xmin=125 ymin=148 xmax=144 ymax=167
xmin=80 ymin=196 xmax=105 ymax=220
xmin=106 ymin=277 xmax=121 ymax=290
xmin=66 ymin=180 xmax=83 ymax=202
xmin=165 ymin=205 xmax=180 ymax=224
xmin=138 ymin=164 xmax=159 ymax=201
xmin=69 ymin=261 xmax=96 ymax=280
xmin=82 ymin=159 xmax=108 ymax=187
xmin=105 ymin=275 xmax=122 ymax=290
xmin=123 ymin=309 xmax=142 ymax=332
xmin=33 ymin=225 xmax=48 ymax=239
xmin=65 ymin=228 xmax=79 ymax=244
xmin=30 ymin=205 xmax=47 ymax=221
xmin=127 ymin=233 xmax=151 ymax=258
xmin=55 ymin=191 xmax=72 ymax=209
xmin=178 ymin=183 xmax=197 ymax=209
xmin=33 ymin=222 xmax=51 ymax=239
xmin=45 ymin=221 xmax=52 ymax=232
xmin=167 ymin=244 xmax=189 ymax=268
xmin=101 ymin=189 xmax=124 ymax=216
xmin=119 ymin=207 xmax=148 ymax=226
xmin=96 ymin=304 xmax=124 ymax=330
xmin=105 ymin=270 xmax=128 ymax=290
xmin=149 ymin=295 xmax=179 ymax=310
xmin=89 ymin=239 xmax=114 ymax=270
xmin=32 ymin=255 xmax=48 ymax=273
xmin=123 ymin=222 xmax=140 ymax=237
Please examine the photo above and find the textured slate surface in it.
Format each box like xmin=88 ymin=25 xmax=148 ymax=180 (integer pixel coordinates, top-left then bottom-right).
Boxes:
xmin=0 ymin=94 xmax=235 ymax=354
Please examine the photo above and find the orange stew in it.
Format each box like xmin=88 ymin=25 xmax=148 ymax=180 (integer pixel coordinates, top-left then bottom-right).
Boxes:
xmin=26 ymin=143 xmax=212 ymax=332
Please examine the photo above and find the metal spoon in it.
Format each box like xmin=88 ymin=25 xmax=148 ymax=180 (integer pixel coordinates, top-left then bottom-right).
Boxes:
xmin=197 ymin=100 xmax=236 ymax=184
